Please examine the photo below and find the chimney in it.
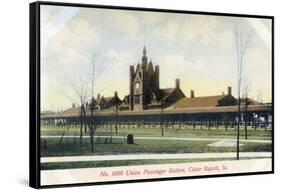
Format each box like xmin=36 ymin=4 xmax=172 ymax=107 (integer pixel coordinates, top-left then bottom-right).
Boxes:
xmin=114 ymin=91 xmax=118 ymax=97
xmin=190 ymin=90 xmax=195 ymax=98
xmin=175 ymin=78 xmax=180 ymax=89
xmin=227 ymin=86 xmax=232 ymax=95
xmin=97 ymin=93 xmax=100 ymax=100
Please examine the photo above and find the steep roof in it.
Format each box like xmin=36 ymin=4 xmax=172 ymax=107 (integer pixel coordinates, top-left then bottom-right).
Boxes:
xmin=240 ymin=98 xmax=260 ymax=105
xmin=159 ymin=88 xmax=175 ymax=100
xmin=103 ymin=96 xmax=114 ymax=102
xmin=102 ymin=96 xmax=118 ymax=109
xmin=95 ymin=96 xmax=115 ymax=105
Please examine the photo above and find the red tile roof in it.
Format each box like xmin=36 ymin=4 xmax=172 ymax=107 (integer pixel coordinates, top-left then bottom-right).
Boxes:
xmin=171 ymin=95 xmax=225 ymax=109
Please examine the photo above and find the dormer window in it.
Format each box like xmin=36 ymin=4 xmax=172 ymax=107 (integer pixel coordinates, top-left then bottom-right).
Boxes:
xmin=150 ymin=92 xmax=158 ymax=104
xmin=151 ymin=98 xmax=157 ymax=104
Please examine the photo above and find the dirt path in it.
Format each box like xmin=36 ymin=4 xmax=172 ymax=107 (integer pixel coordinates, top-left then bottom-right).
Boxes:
xmin=41 ymin=152 xmax=271 ymax=163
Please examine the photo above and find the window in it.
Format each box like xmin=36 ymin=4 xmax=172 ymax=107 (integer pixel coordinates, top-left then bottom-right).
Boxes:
xmin=151 ymin=94 xmax=158 ymax=104
xmin=136 ymin=82 xmax=140 ymax=90
xmin=151 ymin=98 xmax=157 ymax=104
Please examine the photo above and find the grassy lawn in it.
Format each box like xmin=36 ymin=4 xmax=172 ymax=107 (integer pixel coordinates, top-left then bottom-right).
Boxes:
xmin=41 ymin=125 xmax=272 ymax=140
xmin=40 ymin=157 xmax=267 ymax=170
xmin=40 ymin=137 xmax=271 ymax=157
xmin=40 ymin=126 xmax=272 ymax=170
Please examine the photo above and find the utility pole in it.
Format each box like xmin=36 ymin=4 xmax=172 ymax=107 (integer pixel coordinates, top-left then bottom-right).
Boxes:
xmin=235 ymin=28 xmax=241 ymax=160
xmin=161 ymin=98 xmax=164 ymax=137
xmin=80 ymin=101 xmax=83 ymax=148
xmin=245 ymin=92 xmax=249 ymax=140
xmin=90 ymin=52 xmax=96 ymax=152
xmin=237 ymin=90 xmax=241 ymax=160
xmin=115 ymin=101 xmax=119 ymax=134
xmin=234 ymin=25 xmax=253 ymax=160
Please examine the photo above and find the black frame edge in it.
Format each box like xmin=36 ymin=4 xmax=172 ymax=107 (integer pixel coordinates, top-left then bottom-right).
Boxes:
xmin=30 ymin=1 xmax=274 ymax=189
xmin=271 ymin=17 xmax=274 ymax=173
xmin=29 ymin=2 xmax=41 ymax=189
xmin=36 ymin=0 xmax=274 ymax=19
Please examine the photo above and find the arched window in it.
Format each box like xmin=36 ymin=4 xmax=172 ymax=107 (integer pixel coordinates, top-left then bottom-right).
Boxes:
xmin=150 ymin=93 xmax=157 ymax=104
xmin=136 ymin=82 xmax=140 ymax=90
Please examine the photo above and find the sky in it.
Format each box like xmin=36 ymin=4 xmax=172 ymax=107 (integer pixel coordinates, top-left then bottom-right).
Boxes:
xmin=40 ymin=5 xmax=272 ymax=111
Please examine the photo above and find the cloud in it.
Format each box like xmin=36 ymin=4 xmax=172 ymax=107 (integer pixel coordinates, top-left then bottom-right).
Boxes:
xmin=104 ymin=49 xmax=134 ymax=67
xmin=180 ymin=15 xmax=235 ymax=49
xmin=150 ymin=20 xmax=180 ymax=42
xmin=41 ymin=8 xmax=102 ymax=109
xmin=40 ymin=6 xmax=272 ymax=110
xmin=246 ymin=18 xmax=271 ymax=49
xmin=110 ymin=11 xmax=139 ymax=34
xmin=159 ymin=54 xmax=186 ymax=78
xmin=181 ymin=16 xmax=217 ymax=45
xmin=47 ymin=18 xmax=100 ymax=61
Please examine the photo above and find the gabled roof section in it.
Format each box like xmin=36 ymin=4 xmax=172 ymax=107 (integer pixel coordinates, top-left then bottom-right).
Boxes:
xmin=135 ymin=63 xmax=141 ymax=74
xmin=159 ymin=88 xmax=175 ymax=100
xmin=240 ymin=97 xmax=261 ymax=106
xmin=102 ymin=96 xmax=122 ymax=109
xmin=171 ymin=95 xmax=226 ymax=109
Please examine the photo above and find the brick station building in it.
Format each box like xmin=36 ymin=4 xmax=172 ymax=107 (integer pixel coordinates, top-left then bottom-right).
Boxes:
xmin=77 ymin=46 xmax=258 ymax=113
xmin=41 ymin=46 xmax=271 ymax=126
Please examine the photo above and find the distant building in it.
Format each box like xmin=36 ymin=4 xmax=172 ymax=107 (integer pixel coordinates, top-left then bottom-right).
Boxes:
xmin=89 ymin=92 xmax=121 ymax=111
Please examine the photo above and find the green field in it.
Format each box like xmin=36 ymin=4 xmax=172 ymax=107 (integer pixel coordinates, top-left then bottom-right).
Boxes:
xmin=41 ymin=124 xmax=272 ymax=140
xmin=41 ymin=126 xmax=271 ymax=157
xmin=40 ymin=125 xmax=271 ymax=170
xmin=40 ymin=134 xmax=271 ymax=157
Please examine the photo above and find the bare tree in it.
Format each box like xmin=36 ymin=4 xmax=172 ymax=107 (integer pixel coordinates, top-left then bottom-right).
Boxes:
xmin=234 ymin=25 xmax=253 ymax=160
xmin=256 ymin=90 xmax=263 ymax=104
xmin=242 ymin=85 xmax=250 ymax=140
xmin=66 ymin=78 xmax=91 ymax=148
xmin=60 ymin=50 xmax=106 ymax=152
xmin=88 ymin=51 xmax=107 ymax=152
xmin=88 ymin=52 xmax=96 ymax=153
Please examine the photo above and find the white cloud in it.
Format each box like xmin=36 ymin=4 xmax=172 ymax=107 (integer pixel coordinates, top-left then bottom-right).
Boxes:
xmin=158 ymin=54 xmax=192 ymax=88
xmin=180 ymin=15 xmax=235 ymax=49
xmin=110 ymin=11 xmax=139 ymax=34
xmin=181 ymin=16 xmax=217 ymax=45
xmin=246 ymin=18 xmax=271 ymax=49
xmin=151 ymin=21 xmax=180 ymax=41
xmin=104 ymin=49 xmax=134 ymax=67
xmin=40 ymin=6 xmax=272 ymax=109
xmin=47 ymin=18 xmax=100 ymax=62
